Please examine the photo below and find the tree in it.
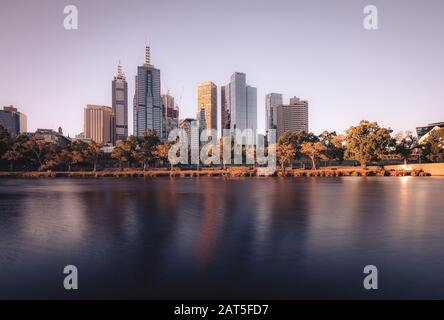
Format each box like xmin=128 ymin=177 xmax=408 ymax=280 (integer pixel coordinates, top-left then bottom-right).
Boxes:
xmin=154 ymin=142 xmax=172 ymax=170
xmin=422 ymin=128 xmax=444 ymax=163
xmin=57 ymin=149 xmax=74 ymax=171
xmin=278 ymin=130 xmax=319 ymax=162
xmin=319 ymin=131 xmax=345 ymax=163
xmin=84 ymin=142 xmax=103 ymax=172
xmin=344 ymin=120 xmax=394 ymax=169
xmin=3 ymin=149 xmax=21 ymax=171
xmin=0 ymin=125 xmax=11 ymax=164
xmin=276 ymin=143 xmax=296 ymax=170
xmin=137 ymin=129 xmax=160 ymax=171
xmin=300 ymin=141 xmax=327 ymax=170
xmin=394 ymin=131 xmax=418 ymax=165
xmin=111 ymin=136 xmax=137 ymax=169
xmin=23 ymin=138 xmax=57 ymax=171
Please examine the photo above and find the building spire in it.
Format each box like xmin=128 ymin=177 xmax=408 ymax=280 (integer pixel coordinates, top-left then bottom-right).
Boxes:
xmin=117 ymin=60 xmax=123 ymax=77
xmin=115 ymin=60 xmax=125 ymax=80
xmin=145 ymin=45 xmax=151 ymax=65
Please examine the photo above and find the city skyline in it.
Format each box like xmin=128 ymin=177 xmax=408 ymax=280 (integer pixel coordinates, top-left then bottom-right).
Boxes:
xmin=1 ymin=0 xmax=443 ymax=137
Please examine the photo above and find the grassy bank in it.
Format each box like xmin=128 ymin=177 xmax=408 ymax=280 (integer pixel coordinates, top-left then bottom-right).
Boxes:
xmin=0 ymin=167 xmax=432 ymax=178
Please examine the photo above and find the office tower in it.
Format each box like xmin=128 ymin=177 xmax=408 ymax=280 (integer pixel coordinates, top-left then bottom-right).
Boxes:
xmin=0 ymin=106 xmax=25 ymax=137
xmin=197 ymin=81 xmax=217 ymax=131
xmin=179 ymin=118 xmax=199 ymax=149
xmin=275 ymin=97 xmax=309 ymax=139
xmin=221 ymin=84 xmax=231 ymax=130
xmin=265 ymin=93 xmax=283 ymax=132
xmin=246 ymin=85 xmax=257 ymax=131
xmin=84 ymin=104 xmax=116 ymax=144
xmin=19 ymin=112 xmax=27 ymax=133
xmin=134 ymin=46 xmax=162 ymax=138
xmin=112 ymin=62 xmax=128 ymax=141
xmin=223 ymin=72 xmax=257 ymax=134
xmin=162 ymin=92 xmax=179 ymax=139
xmin=197 ymin=107 xmax=207 ymax=133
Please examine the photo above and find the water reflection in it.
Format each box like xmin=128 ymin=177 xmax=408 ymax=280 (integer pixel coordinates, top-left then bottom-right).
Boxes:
xmin=1 ymin=177 xmax=444 ymax=299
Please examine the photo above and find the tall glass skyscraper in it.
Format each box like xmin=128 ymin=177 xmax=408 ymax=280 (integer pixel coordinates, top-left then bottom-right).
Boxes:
xmin=222 ymin=72 xmax=257 ymax=135
xmin=112 ymin=62 xmax=128 ymax=141
xmin=265 ymin=93 xmax=283 ymax=133
xmin=133 ymin=46 xmax=162 ymax=138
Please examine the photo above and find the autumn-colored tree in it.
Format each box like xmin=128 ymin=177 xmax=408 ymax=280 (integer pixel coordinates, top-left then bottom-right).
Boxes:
xmin=300 ymin=141 xmax=327 ymax=170
xmin=0 ymin=126 xmax=11 ymax=166
xmin=3 ymin=148 xmax=22 ymax=171
xmin=318 ymin=131 xmax=345 ymax=162
xmin=112 ymin=136 xmax=138 ymax=169
xmin=84 ymin=142 xmax=103 ymax=171
xmin=136 ymin=129 xmax=160 ymax=171
xmin=422 ymin=128 xmax=444 ymax=163
xmin=344 ymin=120 xmax=394 ymax=169
xmin=57 ymin=149 xmax=74 ymax=171
xmin=276 ymin=143 xmax=296 ymax=170
xmin=278 ymin=130 xmax=319 ymax=161
xmin=394 ymin=131 xmax=418 ymax=165
xmin=23 ymin=138 xmax=57 ymax=171
xmin=154 ymin=142 xmax=172 ymax=170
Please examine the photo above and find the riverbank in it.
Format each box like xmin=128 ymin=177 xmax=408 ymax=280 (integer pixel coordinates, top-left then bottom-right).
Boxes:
xmin=0 ymin=166 xmax=435 ymax=178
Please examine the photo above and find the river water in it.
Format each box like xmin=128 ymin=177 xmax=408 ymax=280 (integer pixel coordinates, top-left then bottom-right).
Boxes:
xmin=0 ymin=177 xmax=443 ymax=299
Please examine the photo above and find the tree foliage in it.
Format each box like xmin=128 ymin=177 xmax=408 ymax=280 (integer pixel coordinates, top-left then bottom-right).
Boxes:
xmin=344 ymin=120 xmax=394 ymax=168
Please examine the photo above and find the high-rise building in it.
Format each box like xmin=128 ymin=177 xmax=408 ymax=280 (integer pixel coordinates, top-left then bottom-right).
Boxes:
xmin=162 ymin=92 xmax=179 ymax=139
xmin=221 ymin=84 xmax=231 ymax=130
xmin=222 ymin=72 xmax=257 ymax=136
xmin=19 ymin=112 xmax=27 ymax=133
xmin=197 ymin=81 xmax=217 ymax=132
xmin=276 ymin=97 xmax=309 ymax=138
xmin=0 ymin=106 xmax=26 ymax=137
xmin=84 ymin=104 xmax=116 ymax=144
xmin=179 ymin=118 xmax=199 ymax=149
xmin=265 ymin=93 xmax=283 ymax=132
xmin=134 ymin=46 xmax=162 ymax=138
xmin=112 ymin=62 xmax=128 ymax=141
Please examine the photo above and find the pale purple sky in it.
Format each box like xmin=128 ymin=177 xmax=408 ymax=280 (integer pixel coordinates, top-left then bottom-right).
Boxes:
xmin=1 ymin=0 xmax=443 ymax=136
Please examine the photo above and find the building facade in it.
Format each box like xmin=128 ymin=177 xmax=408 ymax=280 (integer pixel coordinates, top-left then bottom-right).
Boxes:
xmin=134 ymin=46 xmax=162 ymax=138
xmin=0 ymin=106 xmax=26 ymax=137
xmin=197 ymin=81 xmax=217 ymax=132
xmin=162 ymin=92 xmax=179 ymax=139
xmin=417 ymin=122 xmax=444 ymax=141
xmin=222 ymin=72 xmax=257 ymax=137
xmin=179 ymin=118 xmax=199 ymax=149
xmin=84 ymin=104 xmax=115 ymax=144
xmin=276 ymin=97 xmax=309 ymax=138
xmin=221 ymin=84 xmax=231 ymax=131
xmin=265 ymin=93 xmax=283 ymax=132
xmin=112 ymin=62 xmax=128 ymax=141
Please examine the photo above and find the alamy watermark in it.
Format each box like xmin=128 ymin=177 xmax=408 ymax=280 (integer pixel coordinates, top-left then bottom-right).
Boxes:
xmin=167 ymin=128 xmax=277 ymax=175
xmin=363 ymin=5 xmax=378 ymax=30
xmin=63 ymin=265 xmax=78 ymax=290
xmin=63 ymin=5 xmax=78 ymax=30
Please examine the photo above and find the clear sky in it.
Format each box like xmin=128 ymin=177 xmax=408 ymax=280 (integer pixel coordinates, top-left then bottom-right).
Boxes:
xmin=1 ymin=0 xmax=443 ymax=137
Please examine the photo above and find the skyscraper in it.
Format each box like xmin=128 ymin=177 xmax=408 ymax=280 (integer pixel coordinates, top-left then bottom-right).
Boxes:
xmin=134 ymin=46 xmax=162 ymax=138
xmin=222 ymin=72 xmax=257 ymax=137
xmin=221 ymin=84 xmax=231 ymax=130
xmin=276 ymin=97 xmax=309 ymax=139
xmin=0 ymin=106 xmax=25 ymax=137
xmin=197 ymin=81 xmax=217 ymax=132
xmin=162 ymin=92 xmax=179 ymax=139
xmin=265 ymin=93 xmax=283 ymax=132
xmin=84 ymin=104 xmax=116 ymax=144
xmin=112 ymin=62 xmax=128 ymax=141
